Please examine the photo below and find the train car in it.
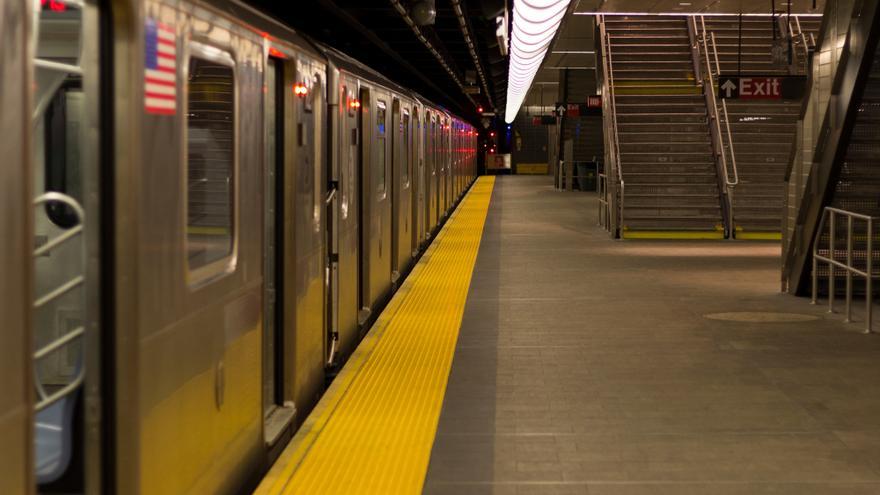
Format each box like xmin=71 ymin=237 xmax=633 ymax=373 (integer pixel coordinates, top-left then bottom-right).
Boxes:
xmin=7 ymin=0 xmax=477 ymax=493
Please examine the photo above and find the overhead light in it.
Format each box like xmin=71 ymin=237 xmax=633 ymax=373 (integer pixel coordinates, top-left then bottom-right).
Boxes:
xmin=505 ymin=0 xmax=571 ymax=124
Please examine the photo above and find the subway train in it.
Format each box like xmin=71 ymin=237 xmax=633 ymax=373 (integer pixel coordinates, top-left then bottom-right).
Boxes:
xmin=0 ymin=0 xmax=478 ymax=493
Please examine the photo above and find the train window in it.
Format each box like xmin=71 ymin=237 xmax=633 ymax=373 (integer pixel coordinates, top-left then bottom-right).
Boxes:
xmin=341 ymin=86 xmax=349 ymax=218
xmin=377 ymin=100 xmax=387 ymax=194
xmin=401 ymin=110 xmax=410 ymax=185
xmin=185 ymin=46 xmax=236 ymax=275
xmin=42 ymin=82 xmax=84 ymax=228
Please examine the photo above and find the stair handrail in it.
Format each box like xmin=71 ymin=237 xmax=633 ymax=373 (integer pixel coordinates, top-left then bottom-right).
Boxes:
xmin=598 ymin=16 xmax=625 ymax=235
xmin=695 ymin=17 xmax=739 ymax=237
xmin=789 ymin=16 xmax=812 ymax=75
xmin=811 ymin=207 xmax=879 ymax=334
xmin=703 ymin=31 xmax=739 ymax=188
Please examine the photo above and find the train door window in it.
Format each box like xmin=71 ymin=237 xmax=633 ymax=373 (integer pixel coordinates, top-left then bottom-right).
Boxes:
xmin=430 ymin=116 xmax=436 ymax=176
xmin=341 ymin=86 xmax=350 ymax=219
xmin=185 ymin=44 xmax=236 ymax=278
xmin=346 ymin=88 xmax=357 ymax=219
xmin=312 ymin=73 xmax=323 ymax=226
xmin=402 ymin=109 xmax=410 ymax=186
xmin=377 ymin=100 xmax=387 ymax=195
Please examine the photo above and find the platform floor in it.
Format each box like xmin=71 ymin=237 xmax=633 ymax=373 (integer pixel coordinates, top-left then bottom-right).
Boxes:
xmin=424 ymin=175 xmax=880 ymax=494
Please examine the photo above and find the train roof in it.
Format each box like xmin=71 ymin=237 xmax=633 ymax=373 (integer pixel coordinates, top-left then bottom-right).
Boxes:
xmin=211 ymin=0 xmax=474 ymax=127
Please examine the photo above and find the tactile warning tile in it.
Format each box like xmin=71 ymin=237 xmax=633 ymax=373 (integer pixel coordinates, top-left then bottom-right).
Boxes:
xmin=256 ymin=176 xmax=495 ymax=495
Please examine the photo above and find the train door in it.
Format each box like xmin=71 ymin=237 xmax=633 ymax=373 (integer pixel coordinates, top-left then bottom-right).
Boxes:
xmin=262 ymin=54 xmax=297 ymax=446
xmin=3 ymin=0 xmax=33 ymax=492
xmin=427 ymin=114 xmax=438 ymax=232
xmin=452 ymin=122 xmax=458 ymax=201
xmin=391 ymin=99 xmax=413 ymax=282
xmin=335 ymin=81 xmax=360 ymax=358
xmin=358 ymin=87 xmax=392 ymax=323
xmin=444 ymin=119 xmax=451 ymax=212
xmin=434 ymin=117 xmax=443 ymax=222
xmin=412 ymin=106 xmax=424 ymax=253
xmin=287 ymin=63 xmax=327 ymax=423
xmin=438 ymin=119 xmax=447 ymax=218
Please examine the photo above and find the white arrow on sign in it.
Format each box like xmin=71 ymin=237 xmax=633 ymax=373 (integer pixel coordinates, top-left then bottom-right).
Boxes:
xmin=721 ymin=79 xmax=737 ymax=98
xmin=556 ymin=105 xmax=566 ymax=115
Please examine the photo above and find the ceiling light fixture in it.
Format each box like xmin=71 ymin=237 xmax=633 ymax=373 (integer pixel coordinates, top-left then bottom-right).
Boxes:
xmin=504 ymin=0 xmax=571 ymax=123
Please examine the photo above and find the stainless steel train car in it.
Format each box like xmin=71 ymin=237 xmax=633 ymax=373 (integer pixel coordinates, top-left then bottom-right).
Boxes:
xmin=3 ymin=0 xmax=477 ymax=492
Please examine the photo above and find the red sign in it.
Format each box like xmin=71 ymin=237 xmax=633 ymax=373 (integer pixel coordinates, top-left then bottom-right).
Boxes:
xmin=532 ymin=117 xmax=541 ymax=126
xmin=566 ymin=104 xmax=580 ymax=117
xmin=717 ymin=75 xmax=805 ymax=101
xmin=587 ymin=95 xmax=602 ymax=108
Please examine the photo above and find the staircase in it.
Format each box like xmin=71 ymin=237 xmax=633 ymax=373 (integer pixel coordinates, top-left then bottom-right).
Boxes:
xmin=781 ymin=0 xmax=880 ymax=296
xmin=605 ymin=16 xmax=724 ymax=238
xmin=816 ymin=48 xmax=880 ymax=287
xmin=700 ymin=15 xmax=819 ymax=239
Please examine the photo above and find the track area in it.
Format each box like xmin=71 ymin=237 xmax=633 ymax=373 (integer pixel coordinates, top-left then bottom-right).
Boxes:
xmin=256 ymin=177 xmax=495 ymax=494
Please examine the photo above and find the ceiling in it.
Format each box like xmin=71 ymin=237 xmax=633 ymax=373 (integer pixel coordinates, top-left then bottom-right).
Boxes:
xmin=247 ymin=0 xmax=509 ymax=123
xmin=246 ymin=0 xmax=826 ymax=124
xmin=520 ymin=0 xmax=825 ymax=112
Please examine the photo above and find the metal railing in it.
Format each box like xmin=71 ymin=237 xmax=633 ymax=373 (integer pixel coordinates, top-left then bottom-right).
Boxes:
xmin=696 ymin=16 xmax=739 ymax=235
xmin=598 ymin=16 xmax=625 ymax=236
xmin=598 ymin=173 xmax=609 ymax=228
xmin=557 ymin=160 xmax=601 ymax=192
xmin=811 ymin=207 xmax=879 ymax=334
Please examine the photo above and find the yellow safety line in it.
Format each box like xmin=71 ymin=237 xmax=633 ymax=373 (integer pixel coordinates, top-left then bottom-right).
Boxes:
xmin=735 ymin=231 xmax=782 ymax=240
xmin=622 ymin=229 xmax=725 ymax=240
xmin=255 ymin=176 xmax=495 ymax=495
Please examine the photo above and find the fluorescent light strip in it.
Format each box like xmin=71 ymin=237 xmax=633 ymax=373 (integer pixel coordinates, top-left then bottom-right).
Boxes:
xmin=551 ymin=50 xmax=595 ymax=54
xmin=505 ymin=0 xmax=572 ymax=123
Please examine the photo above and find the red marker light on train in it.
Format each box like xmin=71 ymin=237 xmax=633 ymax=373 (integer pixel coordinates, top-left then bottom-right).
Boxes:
xmin=477 ymin=106 xmax=483 ymax=113
xmin=268 ymin=47 xmax=286 ymax=59
xmin=41 ymin=0 xmax=66 ymax=11
xmin=294 ymin=83 xmax=308 ymax=97
xmin=349 ymin=99 xmax=361 ymax=109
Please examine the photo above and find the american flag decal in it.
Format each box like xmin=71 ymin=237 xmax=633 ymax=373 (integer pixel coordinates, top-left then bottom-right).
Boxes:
xmin=144 ymin=19 xmax=176 ymax=115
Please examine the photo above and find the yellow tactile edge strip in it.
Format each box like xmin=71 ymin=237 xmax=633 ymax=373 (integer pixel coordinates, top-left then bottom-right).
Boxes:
xmin=255 ymin=176 xmax=496 ymax=495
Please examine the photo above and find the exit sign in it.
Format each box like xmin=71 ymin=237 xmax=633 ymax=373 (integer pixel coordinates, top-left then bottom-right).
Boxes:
xmin=718 ymin=75 xmax=806 ymax=100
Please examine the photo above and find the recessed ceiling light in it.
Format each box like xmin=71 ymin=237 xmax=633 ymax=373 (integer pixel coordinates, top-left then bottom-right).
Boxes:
xmin=679 ymin=2 xmax=691 ymax=5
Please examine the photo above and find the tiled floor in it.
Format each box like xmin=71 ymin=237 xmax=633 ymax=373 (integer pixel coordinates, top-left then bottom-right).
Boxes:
xmin=423 ymin=175 xmax=880 ymax=494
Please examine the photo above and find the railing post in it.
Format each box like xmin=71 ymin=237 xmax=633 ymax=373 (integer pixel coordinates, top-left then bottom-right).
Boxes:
xmin=867 ymin=218 xmax=874 ymax=334
xmin=811 ymin=250 xmax=818 ymax=305
xmin=812 ymin=210 xmax=821 ymax=305
xmin=845 ymin=215 xmax=853 ymax=322
xmin=829 ymin=211 xmax=835 ymax=313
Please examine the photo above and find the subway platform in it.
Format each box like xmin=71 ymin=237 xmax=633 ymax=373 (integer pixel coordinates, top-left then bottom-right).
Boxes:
xmin=257 ymin=175 xmax=880 ymax=495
